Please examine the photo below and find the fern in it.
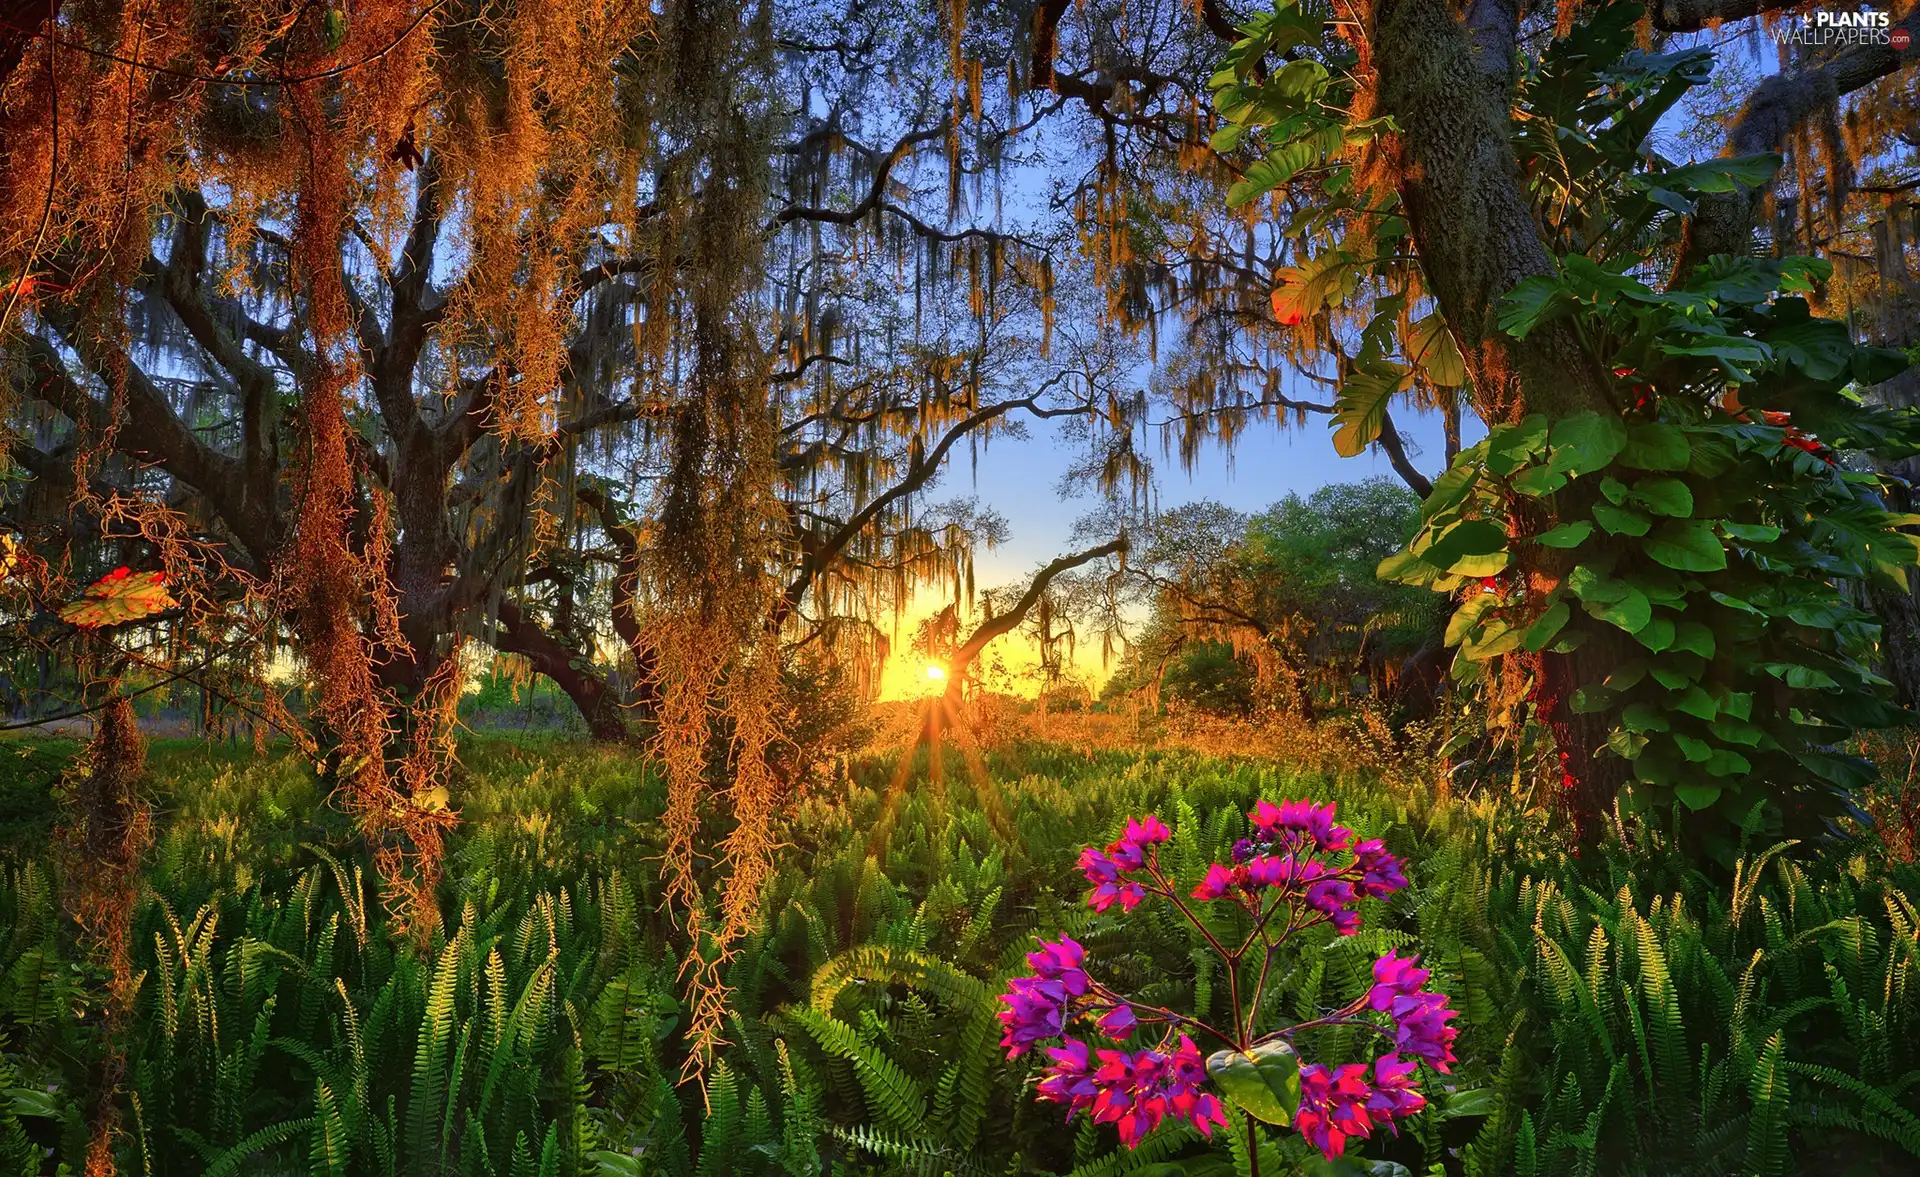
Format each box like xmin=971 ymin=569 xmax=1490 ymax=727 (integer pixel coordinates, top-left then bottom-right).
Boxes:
xmin=310 ymin=1081 xmax=350 ymax=1177
xmin=200 ymin=1117 xmax=314 ymax=1177
xmin=786 ymin=1005 xmax=928 ymax=1135
xmin=1745 ymin=1031 xmax=1791 ymax=1177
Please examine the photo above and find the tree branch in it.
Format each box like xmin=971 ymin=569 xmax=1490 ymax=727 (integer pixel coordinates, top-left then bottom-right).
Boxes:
xmin=1673 ymin=10 xmax=1919 ymax=276
xmin=944 ymin=536 xmax=1128 ymax=698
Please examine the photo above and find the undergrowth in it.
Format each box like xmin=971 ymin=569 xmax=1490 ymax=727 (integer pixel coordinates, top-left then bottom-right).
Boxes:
xmin=0 ymin=735 xmax=1914 ymax=1175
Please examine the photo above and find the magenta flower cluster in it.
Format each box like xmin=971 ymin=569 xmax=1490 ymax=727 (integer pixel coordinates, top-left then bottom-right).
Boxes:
xmin=1002 ymin=800 xmax=1456 ymax=1163
xmin=1189 ymin=800 xmax=1407 ymax=937
xmin=1291 ymin=951 xmax=1460 ymax=1157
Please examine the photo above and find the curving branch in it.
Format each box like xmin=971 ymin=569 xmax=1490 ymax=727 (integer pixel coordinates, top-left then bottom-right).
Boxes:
xmin=1673 ymin=10 xmax=1920 ymax=277
xmin=774 ymin=373 xmax=1086 ymax=626
xmin=942 ymin=535 xmax=1128 ymax=702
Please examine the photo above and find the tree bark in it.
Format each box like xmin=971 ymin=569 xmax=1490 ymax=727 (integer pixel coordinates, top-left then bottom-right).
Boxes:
xmin=1370 ymin=0 xmax=1629 ymax=831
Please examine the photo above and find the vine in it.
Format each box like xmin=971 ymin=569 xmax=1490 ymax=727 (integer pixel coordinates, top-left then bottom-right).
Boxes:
xmin=1387 ymin=253 xmax=1920 ymax=830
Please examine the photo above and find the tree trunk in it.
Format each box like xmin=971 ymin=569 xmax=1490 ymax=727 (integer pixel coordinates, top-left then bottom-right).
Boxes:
xmin=1370 ymin=0 xmax=1628 ymax=833
xmin=493 ymin=600 xmax=636 ymax=743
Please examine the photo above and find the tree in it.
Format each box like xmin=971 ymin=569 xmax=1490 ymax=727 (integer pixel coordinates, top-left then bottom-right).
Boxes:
xmin=1191 ymin=0 xmax=1919 ymax=835
xmin=1091 ymin=481 xmax=1440 ymax=715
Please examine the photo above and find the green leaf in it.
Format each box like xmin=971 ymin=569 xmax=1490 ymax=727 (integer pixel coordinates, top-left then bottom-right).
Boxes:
xmin=1674 ymin=733 xmax=1713 ymax=761
xmin=1377 ymin=548 xmax=1442 ymax=586
xmin=1593 ymin=502 xmax=1651 ymax=537
xmin=1445 ymin=592 xmax=1499 ymax=647
xmin=1586 ymin=586 xmax=1652 ymax=634
xmin=1486 ymin=414 xmax=1550 ymax=476
xmin=1622 ymin=703 xmax=1671 ymax=733
xmin=1705 ymin=748 xmax=1752 ymax=777
xmin=1632 ymin=476 xmax=1693 ymax=517
xmin=1672 ymin=620 xmax=1715 ymax=658
xmin=1510 ymin=464 xmax=1571 ymax=497
xmin=1635 ymin=616 xmax=1675 ymax=652
xmin=1407 ymin=313 xmax=1466 ymax=387
xmin=1209 ymin=123 xmax=1249 ymax=153
xmin=1673 ymin=684 xmax=1719 ymax=720
xmin=1675 ymin=782 xmax=1724 ymax=810
xmin=1643 ymin=519 xmax=1726 ymax=572
xmin=1620 ymin=423 xmax=1690 ymax=471
xmin=1535 ymin=521 xmax=1593 ymax=548
xmin=1426 ymin=520 xmax=1511 ymax=576
xmin=1709 ymin=718 xmax=1763 ymax=746
xmin=1548 ymin=412 xmax=1628 ymax=476
xmin=1227 ymin=140 xmax=1319 ymax=206
xmin=1438 ymin=1088 xmax=1498 ymax=1119
xmin=1522 ymin=600 xmax=1571 ymax=651
xmin=1497 ymin=276 xmax=1569 ymax=339
xmin=1331 ymin=359 xmax=1412 ymax=456
xmin=1720 ymin=521 xmax=1780 ymax=543
xmin=1206 ymin=1042 xmax=1300 ymax=1125
xmin=1566 ymin=564 xmax=1627 ymax=604
xmin=1610 ymin=729 xmax=1650 ymax=758
xmin=1647 ymin=153 xmax=1780 ymax=194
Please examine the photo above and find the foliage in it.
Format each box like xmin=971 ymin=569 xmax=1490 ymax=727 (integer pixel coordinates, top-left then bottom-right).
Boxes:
xmin=1100 ymin=482 xmax=1441 ymax=718
xmin=1162 ymin=643 xmax=1258 ymax=717
xmin=0 ymin=735 xmax=1915 ymax=1175
xmin=1210 ymin=0 xmax=1920 ymax=829
xmin=1386 ymin=253 xmax=1920 ymax=830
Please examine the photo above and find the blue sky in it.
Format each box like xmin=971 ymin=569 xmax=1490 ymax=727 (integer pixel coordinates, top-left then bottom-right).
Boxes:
xmin=955 ymin=405 xmax=1462 ymax=587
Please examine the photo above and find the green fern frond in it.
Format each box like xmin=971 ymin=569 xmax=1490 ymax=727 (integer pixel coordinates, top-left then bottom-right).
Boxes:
xmin=200 ymin=1117 xmax=314 ymax=1177
xmin=786 ymin=1005 xmax=928 ymax=1135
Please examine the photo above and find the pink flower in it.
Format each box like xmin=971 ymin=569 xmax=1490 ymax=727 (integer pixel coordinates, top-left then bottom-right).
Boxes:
xmin=1036 ymin=1039 xmax=1099 ymax=1116
xmin=1026 ymin=936 xmax=1090 ymax=995
xmin=1080 ymin=846 xmax=1146 ymax=913
xmin=1091 ymin=1048 xmax=1166 ymax=1147
xmin=1191 ymin=863 xmax=1235 ymax=901
xmin=1366 ymin=951 xmax=1430 ymax=1012
xmin=1365 ymin=1054 xmax=1426 ymax=1125
xmin=1294 ymin=1061 xmax=1376 ymax=1159
xmin=1162 ymin=1035 xmax=1229 ymax=1139
xmin=1090 ymin=877 xmax=1146 ymax=913
xmin=1305 ymin=877 xmax=1359 ymax=934
xmin=1250 ymin=799 xmax=1353 ymax=852
xmin=1096 ymin=1004 xmax=1137 ymax=1040
xmin=997 ymin=975 xmax=1069 ymax=1057
xmin=1390 ymin=991 xmax=1460 ymax=1073
xmin=1125 ymin=815 xmax=1173 ymax=846
xmin=1353 ymin=839 xmax=1407 ymax=897
xmin=1245 ymin=854 xmax=1324 ymax=891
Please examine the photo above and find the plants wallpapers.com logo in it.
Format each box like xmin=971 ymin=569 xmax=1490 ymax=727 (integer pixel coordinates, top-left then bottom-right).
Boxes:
xmin=1770 ymin=6 xmax=1910 ymax=46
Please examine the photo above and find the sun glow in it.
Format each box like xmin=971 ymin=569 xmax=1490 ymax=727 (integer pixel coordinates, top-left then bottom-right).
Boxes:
xmin=924 ymin=663 xmax=946 ymax=681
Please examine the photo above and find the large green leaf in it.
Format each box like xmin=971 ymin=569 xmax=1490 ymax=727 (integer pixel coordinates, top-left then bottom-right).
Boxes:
xmin=1643 ymin=519 xmax=1726 ymax=572
xmin=1205 ymin=1041 xmax=1300 ymax=1125
xmin=1331 ymin=359 xmax=1411 ymax=456
xmin=1619 ymin=422 xmax=1690 ymax=470
xmin=1548 ymin=411 xmax=1628 ymax=476
xmin=1406 ymin=312 xmax=1466 ymax=386
xmin=1632 ymin=476 xmax=1693 ymax=517
xmin=1425 ymin=519 xmax=1510 ymax=576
